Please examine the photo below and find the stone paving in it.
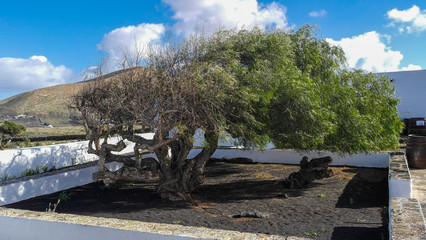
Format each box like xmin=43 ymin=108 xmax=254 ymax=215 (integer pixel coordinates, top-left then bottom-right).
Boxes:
xmin=410 ymin=168 xmax=426 ymax=218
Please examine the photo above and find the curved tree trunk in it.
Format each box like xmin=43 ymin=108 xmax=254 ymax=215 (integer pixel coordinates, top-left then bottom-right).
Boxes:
xmin=155 ymin=131 xmax=219 ymax=201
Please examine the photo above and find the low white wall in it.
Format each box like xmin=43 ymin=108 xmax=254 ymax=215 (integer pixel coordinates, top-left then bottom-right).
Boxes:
xmin=1 ymin=131 xmax=388 ymax=180
xmin=0 ymin=216 xmax=192 ymax=240
xmin=388 ymin=178 xmax=412 ymax=198
xmin=0 ymin=162 xmax=122 ymax=206
xmin=0 ymin=136 xmax=141 ymax=179
xmin=189 ymin=148 xmax=390 ymax=168
xmin=0 ymin=141 xmax=96 ymax=178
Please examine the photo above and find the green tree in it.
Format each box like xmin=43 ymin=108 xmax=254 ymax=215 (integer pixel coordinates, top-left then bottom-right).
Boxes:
xmin=0 ymin=121 xmax=26 ymax=148
xmin=73 ymin=25 xmax=402 ymax=201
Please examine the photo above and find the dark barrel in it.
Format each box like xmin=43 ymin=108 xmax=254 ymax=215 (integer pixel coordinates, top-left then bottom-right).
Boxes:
xmin=406 ymin=134 xmax=426 ymax=169
xmin=408 ymin=118 xmax=426 ymax=136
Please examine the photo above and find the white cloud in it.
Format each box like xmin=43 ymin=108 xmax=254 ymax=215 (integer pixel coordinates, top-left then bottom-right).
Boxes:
xmin=401 ymin=64 xmax=422 ymax=71
xmin=309 ymin=9 xmax=327 ymax=18
xmin=163 ymin=0 xmax=287 ymax=35
xmin=98 ymin=23 xmax=165 ymax=69
xmin=386 ymin=5 xmax=426 ymax=33
xmin=0 ymin=55 xmax=73 ymax=92
xmin=327 ymin=31 xmax=404 ymax=72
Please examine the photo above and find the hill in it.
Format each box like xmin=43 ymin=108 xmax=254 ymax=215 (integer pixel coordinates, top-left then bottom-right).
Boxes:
xmin=0 ymin=68 xmax=141 ymax=127
xmin=0 ymin=82 xmax=86 ymax=126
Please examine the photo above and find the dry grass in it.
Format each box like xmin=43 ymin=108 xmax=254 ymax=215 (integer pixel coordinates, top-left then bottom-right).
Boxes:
xmin=330 ymin=167 xmax=357 ymax=180
xmin=25 ymin=126 xmax=85 ymax=137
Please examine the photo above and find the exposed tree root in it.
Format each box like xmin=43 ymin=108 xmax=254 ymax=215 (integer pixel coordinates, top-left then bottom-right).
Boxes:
xmin=283 ymin=156 xmax=334 ymax=189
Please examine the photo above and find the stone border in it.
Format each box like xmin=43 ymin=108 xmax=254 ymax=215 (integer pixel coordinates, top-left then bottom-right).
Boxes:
xmin=389 ymin=198 xmax=426 ymax=240
xmin=0 ymin=207 xmax=308 ymax=240
xmin=388 ymin=152 xmax=412 ymax=198
xmin=388 ymin=153 xmax=426 ymax=240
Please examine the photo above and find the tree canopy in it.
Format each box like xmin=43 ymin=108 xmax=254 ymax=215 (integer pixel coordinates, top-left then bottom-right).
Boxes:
xmin=73 ymin=25 xmax=402 ymax=200
xmin=0 ymin=121 xmax=26 ymax=148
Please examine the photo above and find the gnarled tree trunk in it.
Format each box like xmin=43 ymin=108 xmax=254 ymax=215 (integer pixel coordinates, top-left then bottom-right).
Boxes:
xmin=155 ymin=132 xmax=218 ymax=201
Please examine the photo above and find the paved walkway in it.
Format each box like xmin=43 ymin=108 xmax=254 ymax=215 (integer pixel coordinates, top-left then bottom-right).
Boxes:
xmin=410 ymin=168 xmax=426 ymax=218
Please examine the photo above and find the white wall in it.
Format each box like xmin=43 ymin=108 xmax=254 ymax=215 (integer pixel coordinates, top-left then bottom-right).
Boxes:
xmin=189 ymin=148 xmax=390 ymax=168
xmin=0 ymin=132 xmax=389 ymax=181
xmin=0 ymin=216 xmax=192 ymax=240
xmin=379 ymin=69 xmax=426 ymax=119
xmin=0 ymin=136 xmax=146 ymax=178
xmin=388 ymin=178 xmax=412 ymax=198
xmin=0 ymin=162 xmax=122 ymax=206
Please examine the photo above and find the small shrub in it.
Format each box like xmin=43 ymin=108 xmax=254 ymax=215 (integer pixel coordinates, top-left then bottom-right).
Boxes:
xmin=21 ymin=164 xmax=49 ymax=177
xmin=58 ymin=191 xmax=71 ymax=202
xmin=0 ymin=173 xmax=16 ymax=181
xmin=21 ymin=168 xmax=38 ymax=177
xmin=304 ymin=231 xmax=317 ymax=236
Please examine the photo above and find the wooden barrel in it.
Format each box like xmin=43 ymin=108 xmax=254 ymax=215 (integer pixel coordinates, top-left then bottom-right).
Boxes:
xmin=406 ymin=134 xmax=426 ymax=169
xmin=408 ymin=118 xmax=426 ymax=136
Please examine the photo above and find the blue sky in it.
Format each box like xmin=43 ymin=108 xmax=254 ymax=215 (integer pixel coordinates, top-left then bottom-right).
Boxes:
xmin=1 ymin=0 xmax=425 ymax=100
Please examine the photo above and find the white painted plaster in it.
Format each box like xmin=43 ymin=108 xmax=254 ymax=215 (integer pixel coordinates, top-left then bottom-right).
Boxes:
xmin=388 ymin=178 xmax=412 ymax=198
xmin=379 ymin=69 xmax=426 ymax=119
xmin=189 ymin=148 xmax=389 ymax=168
xmin=0 ymin=162 xmax=122 ymax=206
xmin=0 ymin=216 xmax=192 ymax=240
xmin=0 ymin=135 xmax=146 ymax=179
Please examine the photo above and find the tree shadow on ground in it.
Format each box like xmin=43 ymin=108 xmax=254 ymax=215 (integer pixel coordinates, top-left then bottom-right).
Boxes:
xmin=333 ymin=168 xmax=389 ymax=240
xmin=192 ymin=179 xmax=308 ymax=203
xmin=335 ymin=168 xmax=388 ymax=209
xmin=331 ymin=226 xmax=387 ymax=240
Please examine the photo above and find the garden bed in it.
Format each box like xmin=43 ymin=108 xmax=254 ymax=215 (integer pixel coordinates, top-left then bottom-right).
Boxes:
xmin=5 ymin=159 xmax=389 ymax=240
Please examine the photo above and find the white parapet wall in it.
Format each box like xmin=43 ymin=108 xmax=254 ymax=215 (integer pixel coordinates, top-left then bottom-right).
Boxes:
xmin=0 ymin=131 xmax=389 ymax=180
xmin=190 ymin=148 xmax=390 ymax=168
xmin=0 ymin=136 xmax=141 ymax=179
xmin=388 ymin=153 xmax=412 ymax=198
xmin=0 ymin=162 xmax=122 ymax=206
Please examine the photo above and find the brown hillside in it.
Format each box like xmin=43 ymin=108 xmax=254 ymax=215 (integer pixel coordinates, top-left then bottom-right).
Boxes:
xmin=0 ymin=68 xmax=141 ymax=126
xmin=0 ymin=82 xmax=86 ymax=124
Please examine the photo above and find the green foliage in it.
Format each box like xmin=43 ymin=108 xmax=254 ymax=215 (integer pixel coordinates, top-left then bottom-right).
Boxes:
xmin=21 ymin=168 xmax=38 ymax=177
xmin=58 ymin=191 xmax=71 ymax=202
xmin=304 ymin=231 xmax=318 ymax=236
xmin=0 ymin=121 xmax=26 ymax=148
xmin=197 ymin=25 xmax=402 ymax=153
xmin=0 ymin=173 xmax=16 ymax=181
xmin=20 ymin=164 xmax=49 ymax=177
xmin=0 ymin=121 xmax=26 ymax=137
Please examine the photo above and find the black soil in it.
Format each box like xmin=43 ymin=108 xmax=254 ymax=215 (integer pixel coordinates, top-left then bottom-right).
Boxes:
xmin=6 ymin=159 xmax=389 ymax=240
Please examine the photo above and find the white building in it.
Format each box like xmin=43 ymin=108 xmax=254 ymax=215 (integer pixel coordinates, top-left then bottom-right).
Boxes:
xmin=379 ymin=69 xmax=426 ymax=119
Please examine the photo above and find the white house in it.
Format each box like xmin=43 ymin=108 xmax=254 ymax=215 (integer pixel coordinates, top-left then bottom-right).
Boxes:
xmin=379 ymin=69 xmax=426 ymax=119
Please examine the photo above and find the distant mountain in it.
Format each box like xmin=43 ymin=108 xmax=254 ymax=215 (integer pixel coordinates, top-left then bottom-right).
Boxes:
xmin=0 ymin=82 xmax=86 ymax=126
xmin=0 ymin=68 xmax=140 ymax=126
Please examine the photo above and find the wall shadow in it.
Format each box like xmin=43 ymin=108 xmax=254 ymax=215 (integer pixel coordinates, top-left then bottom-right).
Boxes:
xmin=331 ymin=226 xmax=388 ymax=240
xmin=335 ymin=168 xmax=388 ymax=209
